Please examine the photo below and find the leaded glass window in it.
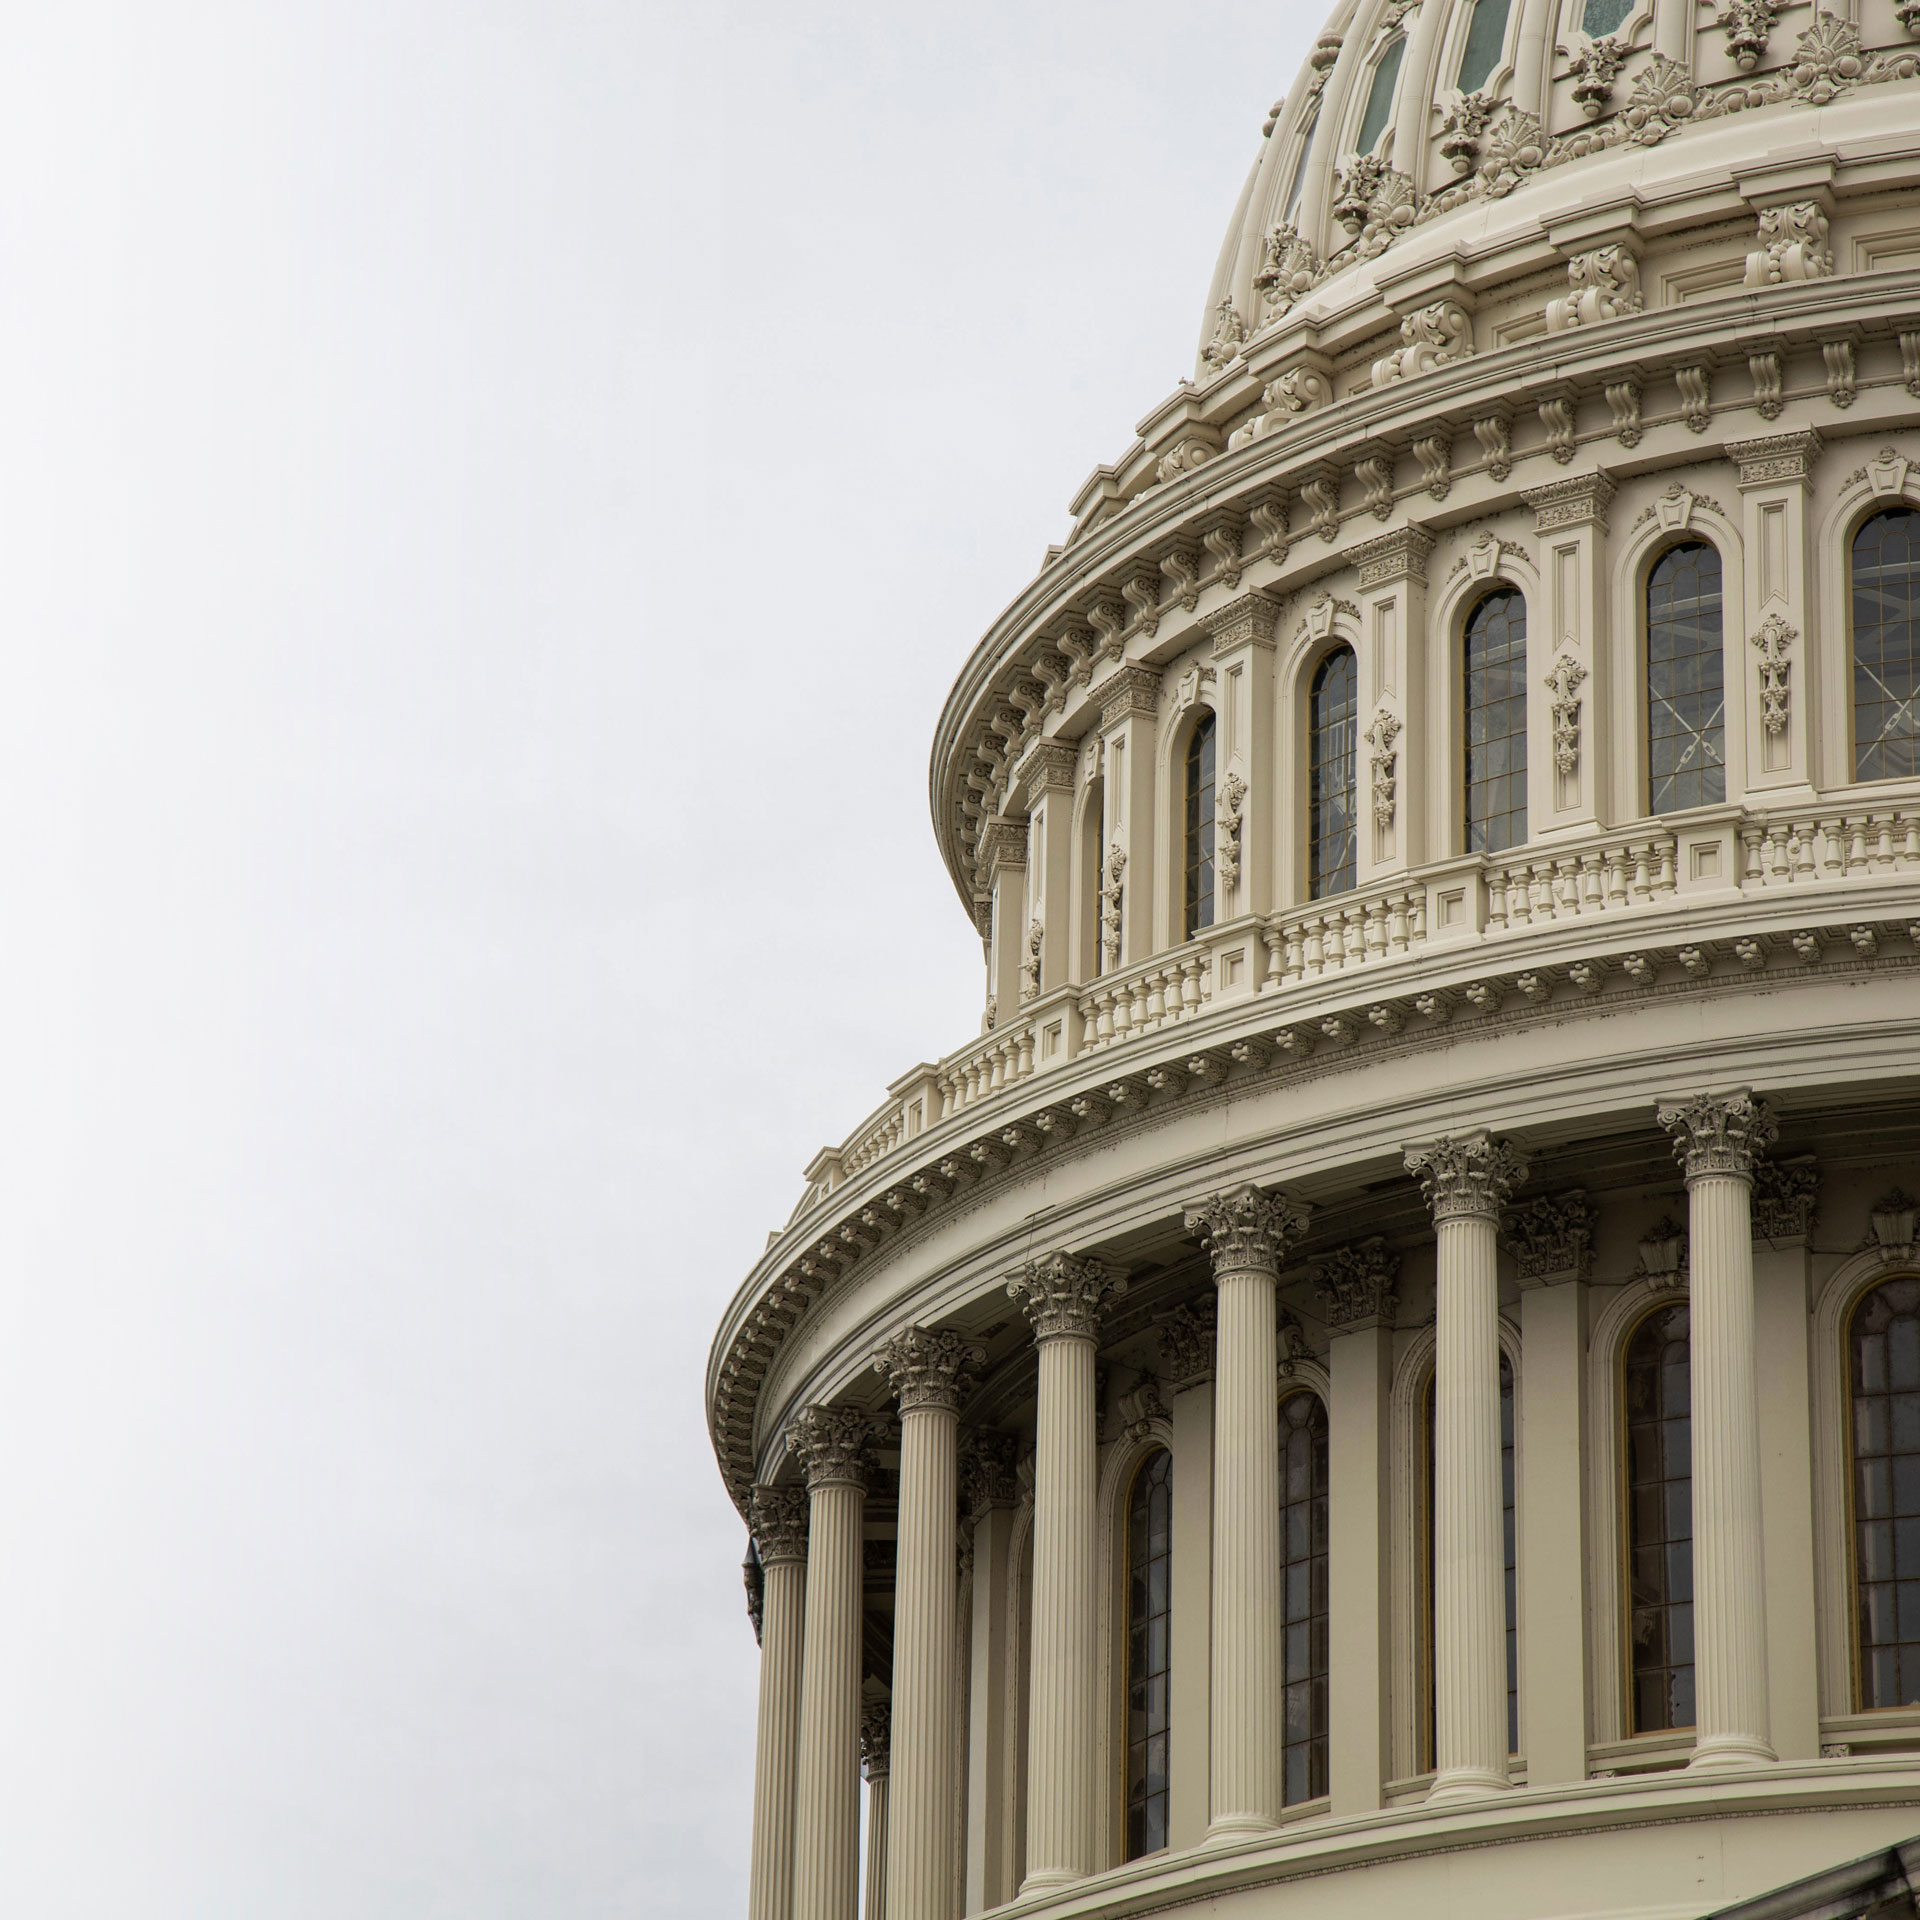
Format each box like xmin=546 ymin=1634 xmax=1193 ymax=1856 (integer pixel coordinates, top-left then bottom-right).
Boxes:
xmin=1184 ymin=713 xmax=1216 ymax=938
xmin=1355 ymin=39 xmax=1404 ymax=156
xmin=1280 ymin=1392 xmax=1330 ymax=1804
xmin=1647 ymin=542 xmax=1726 ymax=815
xmin=1850 ymin=1277 xmax=1920 ymax=1709
xmin=1309 ymin=647 xmax=1358 ymax=897
xmin=1852 ymin=509 xmax=1920 ymax=782
xmin=1456 ymin=0 xmax=1512 ymax=90
xmin=1464 ymin=589 xmax=1528 ymax=854
xmin=1625 ymin=1301 xmax=1694 ymax=1732
xmin=1125 ymin=1449 xmax=1173 ymax=1859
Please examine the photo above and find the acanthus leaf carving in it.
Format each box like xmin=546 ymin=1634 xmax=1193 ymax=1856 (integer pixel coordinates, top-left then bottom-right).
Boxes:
xmin=1545 ymin=245 xmax=1643 ymax=334
xmin=1753 ymin=1155 xmax=1819 ymax=1239
xmin=1562 ymin=34 xmax=1627 ymax=118
xmin=1744 ymin=201 xmax=1833 ymax=287
xmin=1184 ymin=1182 xmax=1312 ymax=1274
xmin=1501 ymin=1189 xmax=1595 ymax=1284
xmin=1316 ymin=1236 xmax=1401 ymax=1328
xmin=787 ymin=1404 xmax=882 ymax=1490
xmin=1215 ymin=770 xmax=1248 ymax=895
xmin=1156 ymin=1294 xmax=1218 ymax=1386
xmin=1364 ymin=707 xmax=1402 ymax=828
xmin=1405 ymin=1130 xmax=1530 ymax=1222
xmin=1005 ymin=1250 xmax=1128 ymax=1342
xmin=1750 ymin=612 xmax=1797 ymax=735
xmin=1655 ymin=1089 xmax=1778 ymax=1179
xmin=748 ymin=1483 xmax=810 ymax=1564
xmin=1201 ymin=296 xmax=1249 ymax=372
xmin=1545 ymin=653 xmax=1589 ymax=775
xmin=1252 ymin=222 xmax=1324 ymax=322
xmin=1372 ymin=300 xmax=1474 ymax=387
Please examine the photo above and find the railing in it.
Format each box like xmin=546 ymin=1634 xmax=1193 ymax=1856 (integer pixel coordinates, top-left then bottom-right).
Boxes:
xmin=783 ymin=797 xmax=1920 ymax=1223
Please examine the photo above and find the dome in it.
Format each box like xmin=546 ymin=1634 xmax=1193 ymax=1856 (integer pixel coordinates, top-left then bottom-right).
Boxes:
xmin=716 ymin=4 xmax=1920 ymax=1917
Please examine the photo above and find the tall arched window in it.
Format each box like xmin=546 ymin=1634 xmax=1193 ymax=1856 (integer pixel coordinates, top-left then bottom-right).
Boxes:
xmin=1355 ymin=38 xmax=1404 ymax=156
xmin=1580 ymin=0 xmax=1633 ymax=32
xmin=1184 ymin=712 xmax=1216 ymax=938
xmin=1849 ymin=1277 xmax=1920 ymax=1708
xmin=1647 ymin=542 xmax=1725 ymax=815
xmin=1125 ymin=1449 xmax=1173 ymax=1859
xmin=1284 ymin=112 xmax=1318 ymax=218
xmin=1423 ymin=1353 xmax=1518 ymax=1765
xmin=1309 ymin=647 xmax=1358 ymax=898
xmin=1081 ymin=777 xmax=1107 ymax=979
xmin=1455 ymin=0 xmax=1512 ymax=90
xmin=1624 ymin=1300 xmax=1693 ymax=1732
xmin=1280 ymin=1391 xmax=1330 ymax=1804
xmin=1851 ymin=508 xmax=1920 ymax=782
xmin=1464 ymin=589 xmax=1528 ymax=854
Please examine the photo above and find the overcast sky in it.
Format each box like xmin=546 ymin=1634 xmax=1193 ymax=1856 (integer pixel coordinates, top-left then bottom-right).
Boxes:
xmin=0 ymin=4 xmax=1316 ymax=1913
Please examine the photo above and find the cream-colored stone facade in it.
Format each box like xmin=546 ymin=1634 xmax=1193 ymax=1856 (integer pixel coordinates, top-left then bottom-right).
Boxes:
xmin=712 ymin=0 xmax=1920 ymax=1912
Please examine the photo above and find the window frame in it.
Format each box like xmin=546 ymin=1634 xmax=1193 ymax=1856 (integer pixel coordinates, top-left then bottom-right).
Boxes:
xmin=1461 ymin=586 xmax=1530 ymax=858
xmin=1278 ymin=1386 xmax=1332 ymax=1807
xmin=1843 ymin=1272 xmax=1920 ymax=1713
xmin=1183 ymin=710 xmax=1217 ymax=940
xmin=1846 ymin=503 xmax=1920 ymax=787
xmin=1121 ymin=1446 xmax=1174 ymax=1861
xmin=1307 ymin=644 xmax=1360 ymax=900
xmin=1643 ymin=536 xmax=1730 ymax=819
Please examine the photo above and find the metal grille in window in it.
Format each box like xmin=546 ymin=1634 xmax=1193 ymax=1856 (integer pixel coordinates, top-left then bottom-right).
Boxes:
xmin=1280 ymin=1391 xmax=1330 ymax=1805
xmin=1464 ymin=589 xmax=1528 ymax=855
xmin=1850 ymin=1277 xmax=1920 ymax=1709
xmin=1184 ymin=713 xmax=1216 ymax=938
xmin=1625 ymin=1301 xmax=1694 ymax=1732
xmin=1309 ymin=647 xmax=1358 ymax=898
xmin=1423 ymin=1355 xmax=1518 ymax=1766
xmin=1852 ymin=508 xmax=1920 ymax=782
xmin=1646 ymin=542 xmax=1725 ymax=815
xmin=1125 ymin=1449 xmax=1173 ymax=1859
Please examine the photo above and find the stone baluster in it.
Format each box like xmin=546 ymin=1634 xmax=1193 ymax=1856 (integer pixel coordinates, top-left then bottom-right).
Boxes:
xmin=789 ymin=1407 xmax=879 ymax=1920
xmin=748 ymin=1485 xmax=811 ymax=1920
xmin=873 ymin=1328 xmax=985 ymax=1920
xmin=1183 ymin=1184 xmax=1311 ymax=1836
xmin=1656 ymin=1090 xmax=1780 ymax=1768
xmin=1406 ymin=1130 xmax=1529 ymax=1800
xmin=861 ymin=1704 xmax=891 ymax=1920
xmin=1006 ymin=1252 xmax=1128 ymax=1891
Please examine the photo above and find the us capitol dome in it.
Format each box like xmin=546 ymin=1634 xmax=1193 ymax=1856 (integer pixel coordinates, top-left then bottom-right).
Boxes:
xmin=710 ymin=0 xmax=1920 ymax=1912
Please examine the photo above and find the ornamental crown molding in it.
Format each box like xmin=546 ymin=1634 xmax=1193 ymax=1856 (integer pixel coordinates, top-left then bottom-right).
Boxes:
xmin=1502 ymin=1189 xmax=1595 ymax=1286
xmin=1184 ymin=1182 xmax=1312 ymax=1276
xmin=1405 ymin=1129 xmax=1530 ymax=1222
xmin=1097 ymin=662 xmax=1162 ymax=727
xmin=748 ymin=1483 xmax=810 ymax=1564
xmin=1201 ymin=589 xmax=1286 ymax=654
xmin=1753 ymin=1154 xmax=1819 ymax=1240
xmin=1013 ymin=737 xmax=1077 ymax=802
xmin=1316 ymin=1236 xmax=1401 ymax=1329
xmin=873 ymin=1325 xmax=988 ymax=1413
xmin=1729 ymin=428 xmax=1823 ymax=490
xmin=860 ymin=1701 xmax=891 ymax=1779
xmin=787 ymin=1405 xmax=882 ymax=1490
xmin=959 ymin=1430 xmax=1020 ymax=1512
xmin=1006 ymin=1250 xmax=1128 ymax=1342
xmin=978 ymin=815 xmax=1027 ymax=877
xmin=1346 ymin=524 xmax=1436 ymax=589
xmin=1156 ymin=1294 xmax=1218 ymax=1386
xmin=1655 ymin=1088 xmax=1779 ymax=1181
xmin=1521 ymin=472 xmax=1614 ymax=533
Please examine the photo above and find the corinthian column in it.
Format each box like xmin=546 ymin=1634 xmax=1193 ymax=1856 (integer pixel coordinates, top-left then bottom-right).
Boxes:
xmin=1657 ymin=1089 xmax=1780 ymax=1768
xmin=1184 ymin=1183 xmax=1311 ymax=1837
xmin=1006 ymin=1252 xmax=1127 ymax=1891
xmin=1406 ymin=1130 xmax=1528 ymax=1800
xmin=860 ymin=1704 xmax=890 ymax=1920
xmin=748 ymin=1485 xmax=810 ymax=1920
xmin=788 ymin=1407 xmax=878 ymax=1920
xmin=873 ymin=1328 xmax=984 ymax=1920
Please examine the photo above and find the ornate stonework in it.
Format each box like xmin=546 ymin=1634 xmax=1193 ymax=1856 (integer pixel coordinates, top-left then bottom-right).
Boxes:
xmin=959 ymin=1430 xmax=1020 ymax=1512
xmin=1316 ymin=1236 xmax=1401 ymax=1328
xmin=1005 ymin=1250 xmax=1127 ymax=1341
xmin=1184 ymin=1182 xmax=1311 ymax=1275
xmin=1753 ymin=1156 xmax=1820 ymax=1239
xmin=873 ymin=1326 xmax=987 ymax=1413
xmin=1656 ymin=1090 xmax=1779 ymax=1180
xmin=1156 ymin=1295 xmax=1218 ymax=1386
xmin=1405 ymin=1130 xmax=1530 ymax=1222
xmin=786 ymin=1405 xmax=880 ymax=1489
xmin=1502 ymin=1190 xmax=1595 ymax=1284
xmin=748 ymin=1483 xmax=810 ymax=1564
xmin=860 ymin=1701 xmax=891 ymax=1780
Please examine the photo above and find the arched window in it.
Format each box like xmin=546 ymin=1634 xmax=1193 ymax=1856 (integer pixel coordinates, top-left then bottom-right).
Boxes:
xmin=1184 ymin=712 xmax=1216 ymax=938
xmin=1849 ymin=1277 xmax=1920 ymax=1708
xmin=1355 ymin=38 xmax=1404 ymax=156
xmin=1284 ymin=112 xmax=1318 ymax=218
xmin=1464 ymin=589 xmax=1528 ymax=854
xmin=1455 ymin=0 xmax=1512 ymax=90
xmin=1624 ymin=1300 xmax=1693 ymax=1732
xmin=1851 ymin=508 xmax=1920 ymax=782
xmin=1647 ymin=542 xmax=1725 ymax=815
xmin=1424 ymin=1354 xmax=1518 ymax=1765
xmin=1280 ymin=1392 xmax=1330 ymax=1804
xmin=1125 ymin=1449 xmax=1173 ymax=1859
xmin=1580 ymin=0 xmax=1633 ymax=31
xmin=1081 ymin=776 xmax=1107 ymax=979
xmin=1309 ymin=647 xmax=1358 ymax=898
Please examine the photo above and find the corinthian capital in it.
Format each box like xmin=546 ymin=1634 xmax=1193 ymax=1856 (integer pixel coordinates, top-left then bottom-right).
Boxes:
xmin=1656 ymin=1089 xmax=1778 ymax=1181
xmin=1184 ymin=1182 xmax=1312 ymax=1277
xmin=873 ymin=1325 xmax=987 ymax=1414
xmin=786 ymin=1405 xmax=880 ymax=1490
xmin=959 ymin=1431 xmax=1020 ymax=1512
xmin=1006 ymin=1251 xmax=1127 ymax=1342
xmin=1405 ymin=1130 xmax=1529 ymax=1223
xmin=1316 ymin=1237 xmax=1400 ymax=1328
xmin=860 ymin=1701 xmax=890 ymax=1780
xmin=747 ymin=1483 xmax=810 ymax=1564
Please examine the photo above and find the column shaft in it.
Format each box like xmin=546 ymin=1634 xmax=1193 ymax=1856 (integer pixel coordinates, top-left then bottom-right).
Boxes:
xmin=963 ymin=1507 xmax=1015 ymax=1910
xmin=1209 ymin=1268 xmax=1283 ymax=1834
xmin=1166 ymin=1380 xmax=1214 ymax=1850
xmin=861 ymin=1773 xmax=889 ymax=1920
xmin=1688 ymin=1170 xmax=1775 ymax=1765
xmin=793 ymin=1479 xmax=867 ymax=1920
xmin=749 ymin=1555 xmax=808 ymax=1920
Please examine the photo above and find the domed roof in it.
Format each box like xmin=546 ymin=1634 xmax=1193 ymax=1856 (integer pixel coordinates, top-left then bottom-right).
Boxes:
xmin=1193 ymin=0 xmax=1920 ymax=377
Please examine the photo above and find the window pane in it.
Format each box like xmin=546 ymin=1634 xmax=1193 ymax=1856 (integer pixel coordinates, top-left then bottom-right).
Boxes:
xmin=1278 ymin=1392 xmax=1330 ymax=1802
xmin=1647 ymin=543 xmax=1726 ymax=815
xmin=1456 ymin=0 xmax=1512 ymax=90
xmin=1355 ymin=39 xmax=1404 ymax=156
xmin=1624 ymin=1303 xmax=1695 ymax=1731
xmin=1464 ymin=590 xmax=1528 ymax=854
xmin=1851 ymin=1280 xmax=1920 ymax=1708
xmin=1310 ymin=648 xmax=1358 ymax=897
xmin=1125 ymin=1449 xmax=1173 ymax=1856
xmin=1184 ymin=713 xmax=1216 ymax=938
xmin=1851 ymin=508 xmax=1920 ymax=781
xmin=1285 ymin=112 xmax=1318 ymax=218
xmin=1582 ymin=0 xmax=1633 ymax=32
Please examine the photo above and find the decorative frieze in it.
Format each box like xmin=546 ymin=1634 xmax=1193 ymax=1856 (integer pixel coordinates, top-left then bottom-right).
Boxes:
xmin=1316 ymin=1236 xmax=1401 ymax=1329
xmin=1523 ymin=472 xmax=1613 ymax=533
xmin=1566 ymin=34 xmax=1627 ymax=117
xmin=1750 ymin=613 xmax=1797 ymax=735
xmin=787 ymin=1405 xmax=881 ymax=1490
xmin=1656 ymin=1089 xmax=1779 ymax=1179
xmin=1097 ymin=662 xmax=1161 ymax=727
xmin=1156 ymin=1295 xmax=1218 ymax=1386
xmin=1502 ymin=1189 xmax=1595 ymax=1285
xmin=1348 ymin=524 xmax=1435 ymax=588
xmin=1202 ymin=590 xmax=1284 ymax=656
xmin=1184 ymin=1182 xmax=1312 ymax=1275
xmin=1406 ymin=1130 xmax=1530 ymax=1222
xmin=1252 ymin=223 xmax=1322 ymax=322
xmin=1730 ymin=429 xmax=1821 ymax=490
xmin=873 ymin=1326 xmax=987 ymax=1413
xmin=749 ymin=1484 xmax=811 ymax=1565
xmin=1005 ymin=1250 xmax=1128 ymax=1341
xmin=1753 ymin=1155 xmax=1819 ymax=1239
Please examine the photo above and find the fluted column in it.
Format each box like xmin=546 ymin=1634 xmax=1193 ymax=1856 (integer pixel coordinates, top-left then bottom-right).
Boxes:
xmin=861 ymin=1705 xmax=890 ymax=1920
xmin=1006 ymin=1252 xmax=1127 ymax=1891
xmin=874 ymin=1328 xmax=984 ymax=1920
xmin=1407 ymin=1131 xmax=1528 ymax=1801
xmin=1185 ymin=1184 xmax=1311 ymax=1838
xmin=1657 ymin=1090 xmax=1779 ymax=1768
xmin=749 ymin=1486 xmax=810 ymax=1920
xmin=789 ymin=1407 xmax=877 ymax=1920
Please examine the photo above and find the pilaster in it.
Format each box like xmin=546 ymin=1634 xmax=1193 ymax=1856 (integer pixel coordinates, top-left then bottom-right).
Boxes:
xmin=1522 ymin=473 xmax=1613 ymax=833
xmin=1201 ymin=593 xmax=1283 ymax=918
xmin=1015 ymin=742 xmax=1079 ymax=997
xmin=960 ymin=1435 xmax=1019 ymax=1913
xmin=1729 ymin=431 xmax=1820 ymax=797
xmin=1094 ymin=665 xmax=1161 ymax=966
xmin=1345 ymin=527 xmax=1433 ymax=876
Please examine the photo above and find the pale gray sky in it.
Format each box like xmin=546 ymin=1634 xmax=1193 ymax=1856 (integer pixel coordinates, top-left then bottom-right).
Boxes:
xmin=0 ymin=4 xmax=1315 ymax=1913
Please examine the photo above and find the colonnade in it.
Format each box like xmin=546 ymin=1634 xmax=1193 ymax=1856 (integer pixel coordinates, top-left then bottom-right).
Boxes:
xmin=744 ymin=1095 xmax=1779 ymax=1919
